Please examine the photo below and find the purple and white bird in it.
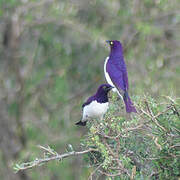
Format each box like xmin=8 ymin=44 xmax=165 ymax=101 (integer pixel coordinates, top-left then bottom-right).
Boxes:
xmin=104 ymin=40 xmax=137 ymax=113
xmin=75 ymin=84 xmax=113 ymax=126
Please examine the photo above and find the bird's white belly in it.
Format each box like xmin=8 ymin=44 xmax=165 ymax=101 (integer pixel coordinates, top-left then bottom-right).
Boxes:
xmin=82 ymin=101 xmax=109 ymax=121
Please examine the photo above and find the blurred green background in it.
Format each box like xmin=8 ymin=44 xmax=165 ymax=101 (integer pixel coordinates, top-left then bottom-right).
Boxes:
xmin=0 ymin=0 xmax=179 ymax=179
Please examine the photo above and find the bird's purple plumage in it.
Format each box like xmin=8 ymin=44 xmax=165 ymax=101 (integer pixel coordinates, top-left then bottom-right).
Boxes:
xmin=105 ymin=40 xmax=136 ymax=113
xmin=123 ymin=91 xmax=137 ymax=113
xmin=82 ymin=84 xmax=112 ymax=108
xmin=76 ymin=84 xmax=113 ymax=126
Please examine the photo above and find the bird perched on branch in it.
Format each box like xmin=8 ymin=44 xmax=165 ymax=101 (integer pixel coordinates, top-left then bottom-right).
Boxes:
xmin=104 ymin=40 xmax=137 ymax=113
xmin=75 ymin=84 xmax=113 ymax=126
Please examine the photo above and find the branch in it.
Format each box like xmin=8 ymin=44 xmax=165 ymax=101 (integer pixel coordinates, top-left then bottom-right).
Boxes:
xmin=98 ymin=170 xmax=122 ymax=177
xmin=88 ymin=164 xmax=102 ymax=180
xmin=14 ymin=145 xmax=97 ymax=173
xmin=143 ymin=100 xmax=167 ymax=132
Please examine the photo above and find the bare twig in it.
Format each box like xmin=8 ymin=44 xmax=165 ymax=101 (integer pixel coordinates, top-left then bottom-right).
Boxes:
xmin=143 ymin=100 xmax=167 ymax=132
xmin=101 ymin=137 xmax=130 ymax=177
xmin=38 ymin=145 xmax=58 ymax=156
xmin=98 ymin=170 xmax=122 ymax=177
xmin=14 ymin=146 xmax=97 ymax=172
xmin=130 ymin=166 xmax=136 ymax=180
xmin=97 ymin=124 xmax=144 ymax=140
xmin=154 ymin=105 xmax=173 ymax=118
xmin=172 ymin=104 xmax=180 ymax=118
xmin=88 ymin=164 xmax=102 ymax=180
xmin=153 ymin=137 xmax=162 ymax=150
xmin=169 ymin=143 xmax=180 ymax=149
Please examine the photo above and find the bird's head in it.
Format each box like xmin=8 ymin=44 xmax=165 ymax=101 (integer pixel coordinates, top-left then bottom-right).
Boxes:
xmin=106 ymin=40 xmax=123 ymax=51
xmin=95 ymin=84 xmax=113 ymax=102
xmin=97 ymin=84 xmax=113 ymax=94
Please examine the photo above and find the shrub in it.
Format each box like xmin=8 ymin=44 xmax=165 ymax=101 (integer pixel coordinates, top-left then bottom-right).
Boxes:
xmin=83 ymin=94 xmax=180 ymax=179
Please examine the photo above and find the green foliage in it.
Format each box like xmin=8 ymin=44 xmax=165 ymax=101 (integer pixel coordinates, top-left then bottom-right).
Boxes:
xmin=83 ymin=95 xmax=180 ymax=179
xmin=0 ymin=0 xmax=179 ymax=179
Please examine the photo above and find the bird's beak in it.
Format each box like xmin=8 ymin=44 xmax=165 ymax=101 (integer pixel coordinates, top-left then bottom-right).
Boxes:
xmin=107 ymin=86 xmax=113 ymax=91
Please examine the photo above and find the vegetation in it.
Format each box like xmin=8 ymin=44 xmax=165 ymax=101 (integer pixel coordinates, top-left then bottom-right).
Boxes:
xmin=14 ymin=95 xmax=180 ymax=179
xmin=84 ymin=95 xmax=180 ymax=179
xmin=0 ymin=0 xmax=179 ymax=179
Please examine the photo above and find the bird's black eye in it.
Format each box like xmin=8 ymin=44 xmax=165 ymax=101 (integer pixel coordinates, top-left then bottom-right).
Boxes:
xmin=110 ymin=41 xmax=113 ymax=45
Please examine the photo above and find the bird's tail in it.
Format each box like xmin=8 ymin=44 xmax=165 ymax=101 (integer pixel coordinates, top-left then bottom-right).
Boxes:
xmin=75 ymin=121 xmax=86 ymax=126
xmin=123 ymin=91 xmax=137 ymax=113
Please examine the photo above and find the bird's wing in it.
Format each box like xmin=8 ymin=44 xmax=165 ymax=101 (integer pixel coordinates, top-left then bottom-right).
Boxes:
xmin=106 ymin=61 xmax=129 ymax=92
xmin=82 ymin=101 xmax=89 ymax=109
xmin=82 ymin=96 xmax=94 ymax=109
